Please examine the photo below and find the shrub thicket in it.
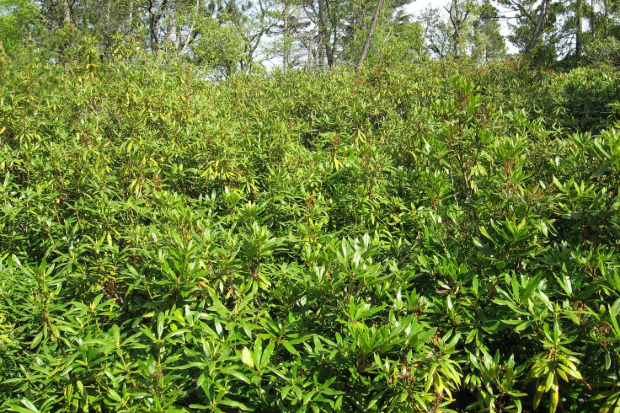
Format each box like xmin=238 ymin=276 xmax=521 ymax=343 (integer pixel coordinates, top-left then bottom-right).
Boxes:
xmin=0 ymin=48 xmax=619 ymax=412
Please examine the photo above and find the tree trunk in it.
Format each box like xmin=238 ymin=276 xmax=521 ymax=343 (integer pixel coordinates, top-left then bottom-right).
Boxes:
xmin=149 ymin=1 xmax=159 ymax=50
xmin=317 ymin=32 xmax=325 ymax=67
xmin=331 ymin=10 xmax=337 ymax=66
xmin=355 ymin=0 xmax=384 ymax=74
xmin=318 ymin=0 xmax=334 ymax=67
xmin=591 ymin=0 xmax=595 ymax=34
xmin=62 ymin=0 xmax=71 ymax=25
xmin=604 ymin=0 xmax=609 ymax=36
xmin=306 ymin=32 xmax=313 ymax=69
xmin=179 ymin=0 xmax=200 ymax=54
xmin=128 ymin=0 xmax=133 ymax=30
xmin=283 ymin=2 xmax=291 ymax=73
xmin=447 ymin=0 xmax=469 ymax=59
xmin=175 ymin=26 xmax=182 ymax=49
xmin=576 ymin=0 xmax=583 ymax=58
xmin=524 ymin=0 xmax=551 ymax=53
xmin=167 ymin=25 xmax=175 ymax=44
xmin=452 ymin=0 xmax=461 ymax=59
xmin=106 ymin=0 xmax=111 ymax=27
xmin=148 ymin=0 xmax=169 ymax=51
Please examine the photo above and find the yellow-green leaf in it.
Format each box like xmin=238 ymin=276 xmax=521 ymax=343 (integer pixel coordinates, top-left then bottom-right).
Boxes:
xmin=241 ymin=347 xmax=254 ymax=369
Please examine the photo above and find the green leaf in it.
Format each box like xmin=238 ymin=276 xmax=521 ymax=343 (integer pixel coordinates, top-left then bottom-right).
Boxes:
xmin=533 ymin=379 xmax=545 ymax=409
xmin=260 ymin=340 xmax=275 ymax=367
xmin=108 ymin=389 xmax=122 ymax=402
xmin=549 ymin=374 xmax=559 ymax=413
xmin=220 ymin=399 xmax=251 ymax=411
xmin=241 ymin=347 xmax=254 ymax=369
xmin=9 ymin=407 xmax=39 ymax=413
xmin=157 ymin=312 xmax=164 ymax=339
xmin=593 ymin=161 xmax=611 ymax=178
xmin=140 ymin=327 xmax=157 ymax=342
xmin=282 ymin=341 xmax=299 ymax=355
xmin=366 ymin=390 xmax=386 ymax=410
xmin=30 ymin=332 xmax=43 ymax=349
xmin=20 ymin=399 xmax=39 ymax=412
xmin=479 ymin=226 xmax=492 ymax=241
xmin=302 ymin=390 xmax=316 ymax=405
xmin=220 ymin=368 xmax=250 ymax=384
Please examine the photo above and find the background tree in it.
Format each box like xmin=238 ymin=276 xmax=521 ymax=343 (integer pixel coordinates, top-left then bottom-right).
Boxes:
xmin=446 ymin=0 xmax=477 ymax=59
xmin=2 ymin=0 xmax=620 ymax=72
xmin=264 ymin=0 xmax=310 ymax=72
xmin=191 ymin=18 xmax=246 ymax=77
xmin=343 ymin=0 xmax=414 ymax=70
xmin=355 ymin=0 xmax=385 ymax=73
xmin=0 ymin=0 xmax=39 ymax=54
xmin=365 ymin=10 xmax=426 ymax=65
xmin=496 ymin=0 xmax=558 ymax=52
xmin=418 ymin=6 xmax=454 ymax=57
xmin=471 ymin=0 xmax=506 ymax=61
xmin=417 ymin=0 xmax=504 ymax=61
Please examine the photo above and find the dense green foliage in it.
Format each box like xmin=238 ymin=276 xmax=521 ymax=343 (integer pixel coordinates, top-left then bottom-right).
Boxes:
xmin=3 ymin=0 xmax=620 ymax=74
xmin=1 ymin=47 xmax=620 ymax=413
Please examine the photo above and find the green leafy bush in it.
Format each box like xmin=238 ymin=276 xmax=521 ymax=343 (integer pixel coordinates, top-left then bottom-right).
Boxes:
xmin=0 ymin=47 xmax=619 ymax=412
